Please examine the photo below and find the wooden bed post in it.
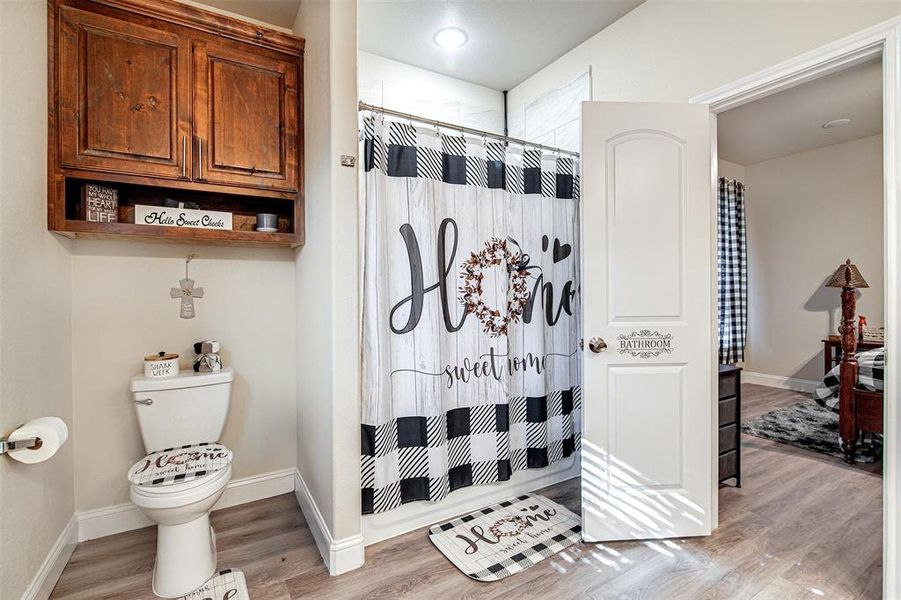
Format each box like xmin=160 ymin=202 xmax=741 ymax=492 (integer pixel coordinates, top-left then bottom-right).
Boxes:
xmin=827 ymin=258 xmax=869 ymax=464
xmin=838 ymin=285 xmax=859 ymax=463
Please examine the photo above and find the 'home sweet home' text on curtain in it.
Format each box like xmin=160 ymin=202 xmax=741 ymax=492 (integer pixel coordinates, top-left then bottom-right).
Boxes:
xmin=361 ymin=115 xmax=582 ymax=514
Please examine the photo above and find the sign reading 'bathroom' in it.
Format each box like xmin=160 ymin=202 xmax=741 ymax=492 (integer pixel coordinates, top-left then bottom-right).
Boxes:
xmin=135 ymin=205 xmax=232 ymax=231
xmin=618 ymin=330 xmax=674 ymax=358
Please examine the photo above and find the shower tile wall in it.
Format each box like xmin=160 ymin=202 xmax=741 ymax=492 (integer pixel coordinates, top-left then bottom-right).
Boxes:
xmin=508 ymin=71 xmax=589 ymax=153
xmin=359 ymin=51 xmax=504 ymax=134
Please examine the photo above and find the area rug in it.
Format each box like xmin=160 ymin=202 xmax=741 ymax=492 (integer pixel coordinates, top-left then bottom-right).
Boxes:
xmin=428 ymin=493 xmax=581 ymax=581
xmin=741 ymin=400 xmax=881 ymax=463
xmin=183 ymin=569 xmax=249 ymax=600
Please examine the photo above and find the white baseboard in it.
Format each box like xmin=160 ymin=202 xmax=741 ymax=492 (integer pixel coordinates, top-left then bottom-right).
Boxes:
xmin=76 ymin=468 xmax=296 ymax=542
xmin=293 ymin=469 xmax=365 ymax=576
xmin=362 ymin=456 xmax=581 ymax=546
xmin=742 ymin=371 xmax=819 ymax=394
xmin=215 ymin=468 xmax=296 ymax=509
xmin=22 ymin=514 xmax=78 ymax=600
xmin=77 ymin=501 xmax=152 ymax=542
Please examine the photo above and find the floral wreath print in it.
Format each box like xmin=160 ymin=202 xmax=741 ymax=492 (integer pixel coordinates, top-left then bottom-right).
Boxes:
xmin=164 ymin=451 xmax=203 ymax=466
xmin=488 ymin=516 xmax=528 ymax=538
xmin=459 ymin=237 xmax=531 ymax=338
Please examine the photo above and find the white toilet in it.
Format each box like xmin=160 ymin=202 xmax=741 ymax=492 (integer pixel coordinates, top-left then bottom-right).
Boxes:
xmin=128 ymin=367 xmax=235 ymax=598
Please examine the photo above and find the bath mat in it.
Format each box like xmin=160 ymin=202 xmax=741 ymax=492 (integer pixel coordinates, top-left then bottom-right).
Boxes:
xmin=182 ymin=569 xmax=249 ymax=600
xmin=742 ymin=400 xmax=881 ymax=463
xmin=428 ymin=493 xmax=581 ymax=581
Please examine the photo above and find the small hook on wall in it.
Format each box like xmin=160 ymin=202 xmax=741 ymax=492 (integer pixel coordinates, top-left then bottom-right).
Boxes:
xmin=185 ymin=253 xmax=196 ymax=279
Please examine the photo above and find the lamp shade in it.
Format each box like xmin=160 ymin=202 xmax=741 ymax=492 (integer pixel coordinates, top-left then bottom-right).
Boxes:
xmin=826 ymin=258 xmax=869 ymax=288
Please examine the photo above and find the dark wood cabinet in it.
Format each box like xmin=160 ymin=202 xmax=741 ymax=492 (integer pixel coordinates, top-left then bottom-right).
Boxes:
xmin=718 ymin=364 xmax=742 ymax=486
xmin=57 ymin=6 xmax=191 ymax=180
xmin=194 ymin=41 xmax=299 ymax=192
xmin=49 ymin=0 xmax=305 ymax=247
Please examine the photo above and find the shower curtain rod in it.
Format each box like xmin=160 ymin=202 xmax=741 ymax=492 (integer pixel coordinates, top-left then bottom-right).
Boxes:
xmin=358 ymin=101 xmax=580 ymax=158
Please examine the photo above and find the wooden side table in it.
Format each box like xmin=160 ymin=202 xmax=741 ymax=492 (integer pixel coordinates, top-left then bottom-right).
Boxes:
xmin=822 ymin=336 xmax=882 ymax=375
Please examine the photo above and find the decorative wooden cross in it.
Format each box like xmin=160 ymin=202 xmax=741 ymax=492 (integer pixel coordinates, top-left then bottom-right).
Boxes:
xmin=170 ymin=254 xmax=204 ymax=319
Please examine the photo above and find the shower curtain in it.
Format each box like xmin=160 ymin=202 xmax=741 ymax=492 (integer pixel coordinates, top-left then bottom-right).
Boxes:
xmin=361 ymin=114 xmax=582 ymax=514
xmin=718 ymin=177 xmax=748 ymax=364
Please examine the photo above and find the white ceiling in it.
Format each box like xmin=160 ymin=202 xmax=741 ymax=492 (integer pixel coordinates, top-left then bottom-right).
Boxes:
xmin=188 ymin=0 xmax=301 ymax=28
xmin=358 ymin=0 xmax=644 ymax=91
xmin=718 ymin=59 xmax=883 ymax=165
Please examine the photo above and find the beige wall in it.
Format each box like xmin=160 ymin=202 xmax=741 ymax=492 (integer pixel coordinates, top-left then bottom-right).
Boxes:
xmin=293 ymin=0 xmax=361 ymax=542
xmin=71 ymin=242 xmax=297 ymax=511
xmin=743 ymin=135 xmax=884 ymax=381
xmin=0 ymin=1 xmax=75 ymax=597
xmin=509 ymin=1 xmax=900 ymax=108
xmin=293 ymin=0 xmax=335 ymax=536
xmin=719 ymin=159 xmax=747 ymax=182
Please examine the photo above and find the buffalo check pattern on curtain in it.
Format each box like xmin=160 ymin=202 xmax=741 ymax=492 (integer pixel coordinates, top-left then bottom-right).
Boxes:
xmin=718 ymin=178 xmax=748 ymax=364
xmin=361 ymin=114 xmax=582 ymax=514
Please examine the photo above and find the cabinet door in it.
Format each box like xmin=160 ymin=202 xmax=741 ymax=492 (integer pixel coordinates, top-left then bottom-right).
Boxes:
xmin=57 ymin=6 xmax=191 ymax=179
xmin=193 ymin=40 xmax=299 ymax=192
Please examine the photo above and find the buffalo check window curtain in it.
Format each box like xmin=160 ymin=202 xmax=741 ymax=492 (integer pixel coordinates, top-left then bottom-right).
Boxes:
xmin=361 ymin=114 xmax=582 ymax=514
xmin=718 ymin=178 xmax=748 ymax=364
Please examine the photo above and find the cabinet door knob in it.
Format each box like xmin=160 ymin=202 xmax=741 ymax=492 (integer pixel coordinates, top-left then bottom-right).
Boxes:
xmin=134 ymin=398 xmax=153 ymax=406
xmin=588 ymin=337 xmax=608 ymax=353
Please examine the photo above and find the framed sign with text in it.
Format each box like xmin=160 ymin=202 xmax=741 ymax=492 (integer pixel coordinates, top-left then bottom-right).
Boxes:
xmin=134 ymin=205 xmax=232 ymax=231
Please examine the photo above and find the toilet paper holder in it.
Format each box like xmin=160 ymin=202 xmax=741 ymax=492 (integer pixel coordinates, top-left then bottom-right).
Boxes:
xmin=0 ymin=427 xmax=41 ymax=456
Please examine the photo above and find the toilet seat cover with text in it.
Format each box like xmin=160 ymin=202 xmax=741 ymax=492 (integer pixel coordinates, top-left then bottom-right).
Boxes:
xmin=128 ymin=442 xmax=232 ymax=487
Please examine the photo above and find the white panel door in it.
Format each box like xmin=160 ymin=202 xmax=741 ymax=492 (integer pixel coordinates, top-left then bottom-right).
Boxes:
xmin=581 ymin=102 xmax=714 ymax=541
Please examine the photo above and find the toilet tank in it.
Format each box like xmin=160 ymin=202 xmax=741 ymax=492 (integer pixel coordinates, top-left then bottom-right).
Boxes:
xmin=130 ymin=368 xmax=234 ymax=453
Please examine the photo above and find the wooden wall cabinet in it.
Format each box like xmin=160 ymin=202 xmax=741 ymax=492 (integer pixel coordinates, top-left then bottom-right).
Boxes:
xmin=48 ymin=0 xmax=305 ymax=247
xmin=194 ymin=40 xmax=299 ymax=192
xmin=58 ymin=6 xmax=191 ymax=180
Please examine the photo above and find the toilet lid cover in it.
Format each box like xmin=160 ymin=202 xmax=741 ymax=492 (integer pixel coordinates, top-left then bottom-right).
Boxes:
xmin=128 ymin=442 xmax=232 ymax=487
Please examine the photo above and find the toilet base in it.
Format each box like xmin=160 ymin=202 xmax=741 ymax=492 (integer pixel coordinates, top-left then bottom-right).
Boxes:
xmin=152 ymin=514 xmax=217 ymax=598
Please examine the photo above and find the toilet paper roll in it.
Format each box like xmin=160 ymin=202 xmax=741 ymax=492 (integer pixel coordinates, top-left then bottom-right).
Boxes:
xmin=6 ymin=417 xmax=68 ymax=464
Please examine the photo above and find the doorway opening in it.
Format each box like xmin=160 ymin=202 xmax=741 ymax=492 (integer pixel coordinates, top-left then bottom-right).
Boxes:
xmin=714 ymin=55 xmax=885 ymax=596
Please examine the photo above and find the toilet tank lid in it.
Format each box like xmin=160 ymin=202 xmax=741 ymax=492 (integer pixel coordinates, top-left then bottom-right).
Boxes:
xmin=131 ymin=367 xmax=234 ymax=393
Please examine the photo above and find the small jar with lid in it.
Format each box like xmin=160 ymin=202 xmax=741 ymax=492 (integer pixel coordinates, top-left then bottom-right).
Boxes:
xmin=144 ymin=352 xmax=179 ymax=378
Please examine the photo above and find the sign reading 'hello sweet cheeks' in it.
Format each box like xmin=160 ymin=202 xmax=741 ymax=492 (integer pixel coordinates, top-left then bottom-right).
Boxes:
xmin=135 ymin=205 xmax=232 ymax=230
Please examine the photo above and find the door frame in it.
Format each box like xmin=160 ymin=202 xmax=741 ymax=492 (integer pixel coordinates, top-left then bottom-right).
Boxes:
xmin=691 ymin=17 xmax=901 ymax=599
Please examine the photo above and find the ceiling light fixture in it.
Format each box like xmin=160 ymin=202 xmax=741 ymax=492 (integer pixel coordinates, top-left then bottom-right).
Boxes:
xmin=434 ymin=27 xmax=468 ymax=49
xmin=822 ymin=118 xmax=852 ymax=129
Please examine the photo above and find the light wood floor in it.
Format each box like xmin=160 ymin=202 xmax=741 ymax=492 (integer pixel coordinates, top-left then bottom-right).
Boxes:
xmin=52 ymin=384 xmax=883 ymax=599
